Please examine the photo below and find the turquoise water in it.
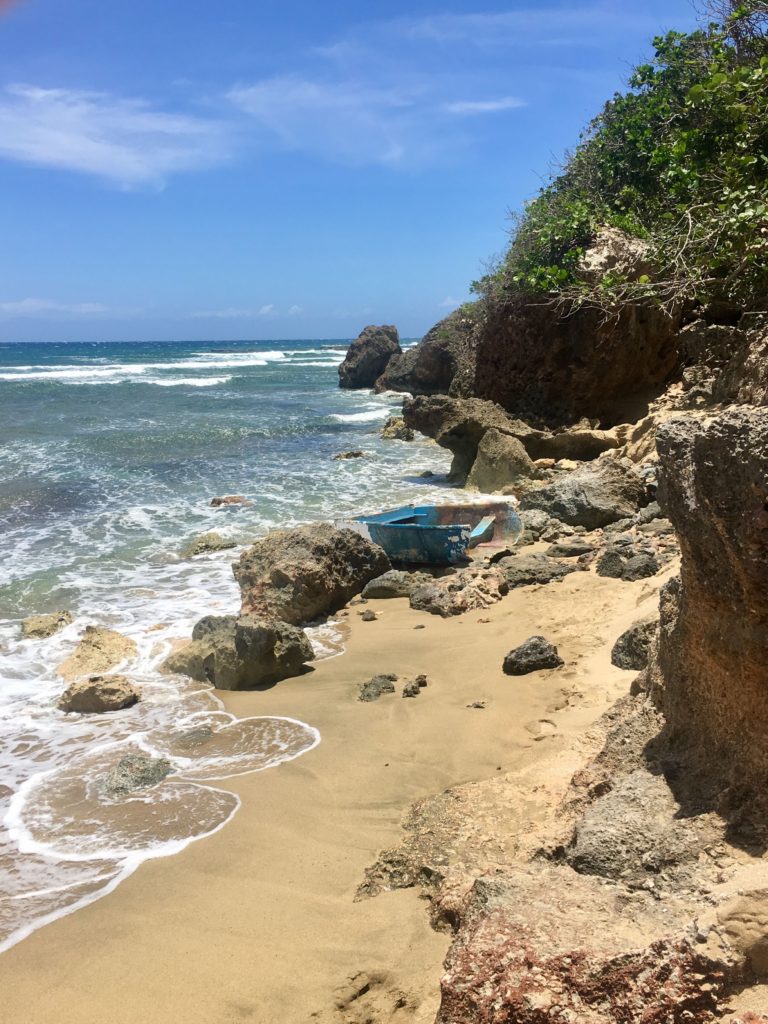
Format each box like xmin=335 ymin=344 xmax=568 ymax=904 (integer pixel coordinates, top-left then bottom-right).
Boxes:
xmin=0 ymin=338 xmax=450 ymax=953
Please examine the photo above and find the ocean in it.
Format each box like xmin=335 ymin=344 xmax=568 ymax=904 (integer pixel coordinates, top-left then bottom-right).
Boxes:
xmin=0 ymin=338 xmax=450 ymax=953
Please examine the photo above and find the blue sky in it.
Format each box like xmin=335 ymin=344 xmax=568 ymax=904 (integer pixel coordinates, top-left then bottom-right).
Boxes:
xmin=0 ymin=0 xmax=700 ymax=342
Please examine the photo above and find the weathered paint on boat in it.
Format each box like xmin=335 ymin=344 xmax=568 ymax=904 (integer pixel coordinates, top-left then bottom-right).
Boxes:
xmin=343 ymin=503 xmax=521 ymax=565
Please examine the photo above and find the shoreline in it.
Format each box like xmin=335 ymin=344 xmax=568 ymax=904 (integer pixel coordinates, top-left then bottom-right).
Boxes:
xmin=0 ymin=556 xmax=664 ymax=1023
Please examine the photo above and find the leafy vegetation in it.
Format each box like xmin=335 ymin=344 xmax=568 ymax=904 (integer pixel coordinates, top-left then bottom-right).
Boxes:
xmin=477 ymin=1 xmax=768 ymax=308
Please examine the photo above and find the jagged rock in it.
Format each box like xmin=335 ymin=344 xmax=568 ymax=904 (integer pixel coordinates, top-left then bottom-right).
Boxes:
xmin=338 ymin=324 xmax=401 ymax=389
xmin=58 ymin=674 xmax=140 ymax=714
xmin=380 ymin=416 xmax=414 ymax=441
xmin=519 ymin=509 xmax=557 ymax=540
xmin=577 ymin=225 xmax=653 ymax=285
xmin=611 ymin=616 xmax=658 ymax=670
xmin=358 ymin=674 xmax=397 ymax=702
xmin=633 ymin=500 xmax=662 ymax=525
xmin=102 ymin=754 xmax=174 ymax=799
xmin=402 ymin=680 xmax=421 ymax=698
xmin=566 ymin=769 xmax=699 ymax=883
xmin=596 ymin=547 xmax=628 ymax=578
xmin=374 ymin=308 xmax=477 ymax=396
xmin=58 ymin=626 xmax=138 ymax=682
xmin=502 ymin=636 xmax=563 ymax=675
xmin=651 ymin=411 xmax=768 ymax=801
xmin=362 ymin=570 xmax=429 ymax=599
xmin=466 ymin=428 xmax=539 ymax=492
xmin=360 ymin=609 xmax=377 ymax=621
xmin=622 ymin=552 xmax=661 ymax=581
xmin=162 ymin=614 xmax=314 ymax=690
xmin=180 ymin=532 xmax=236 ymax=558
xmin=332 ymin=449 xmax=367 ymax=461
xmin=538 ymin=427 xmax=620 ymax=461
xmin=520 ymin=458 xmax=647 ymax=529
xmin=21 ymin=610 xmax=72 ymax=639
xmin=409 ymin=567 xmax=508 ymax=617
xmin=436 ymin=865 xmax=737 ymax=1024
xmin=496 ymin=554 xmax=579 ymax=589
xmin=210 ymin=494 xmax=251 ymax=507
xmin=234 ymin=523 xmax=390 ymax=626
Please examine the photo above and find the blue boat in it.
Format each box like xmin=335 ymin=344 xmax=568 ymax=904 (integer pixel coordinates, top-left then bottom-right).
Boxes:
xmin=347 ymin=502 xmax=521 ymax=565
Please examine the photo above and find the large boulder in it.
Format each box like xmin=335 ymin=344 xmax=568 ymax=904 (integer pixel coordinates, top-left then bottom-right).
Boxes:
xmin=338 ymin=325 xmax=401 ymax=389
xmin=374 ymin=308 xmax=477 ymax=396
xmin=403 ymin=395 xmax=544 ymax=483
xmin=21 ymin=610 xmax=73 ymax=639
xmin=466 ymin=428 xmax=538 ymax=492
xmin=503 ymin=636 xmax=563 ymax=675
xmin=57 ymin=626 xmax=138 ymax=682
xmin=58 ymin=674 xmax=140 ymax=714
xmin=520 ymin=458 xmax=647 ymax=529
xmin=611 ymin=616 xmax=658 ymax=670
xmin=496 ymin=553 xmax=579 ymax=589
xmin=162 ymin=614 xmax=314 ymax=690
xmin=650 ymin=411 xmax=768 ymax=802
xmin=235 ymin=523 xmax=390 ymax=625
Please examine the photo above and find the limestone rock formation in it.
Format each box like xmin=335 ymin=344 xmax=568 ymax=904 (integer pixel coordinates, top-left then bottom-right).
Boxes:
xmin=58 ymin=674 xmax=140 ymax=713
xmin=651 ymin=410 xmax=768 ymax=804
xmin=466 ymin=428 xmax=538 ymax=492
xmin=362 ymin=569 xmax=429 ymax=599
xmin=358 ymin=674 xmax=397 ymax=702
xmin=21 ymin=610 xmax=72 ymax=639
xmin=409 ymin=567 xmax=508 ymax=617
xmin=162 ymin=614 xmax=314 ymax=690
xmin=374 ymin=309 xmax=477 ymax=395
xmin=495 ymin=553 xmax=579 ymax=589
xmin=235 ymin=523 xmax=390 ymax=625
xmin=380 ymin=416 xmax=414 ymax=441
xmin=576 ymin=225 xmax=653 ymax=285
xmin=180 ymin=532 xmax=236 ymax=558
xmin=520 ymin=458 xmax=647 ymax=529
xmin=58 ymin=626 xmax=138 ymax=682
xmin=338 ymin=324 xmax=401 ymax=389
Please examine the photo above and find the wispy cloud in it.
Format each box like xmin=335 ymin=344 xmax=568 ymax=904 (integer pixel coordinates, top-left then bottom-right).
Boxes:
xmin=444 ymin=97 xmax=526 ymax=116
xmin=0 ymin=84 xmax=231 ymax=187
xmin=228 ymin=76 xmax=418 ymax=165
xmin=0 ymin=298 xmax=109 ymax=317
xmin=438 ymin=296 xmax=465 ymax=309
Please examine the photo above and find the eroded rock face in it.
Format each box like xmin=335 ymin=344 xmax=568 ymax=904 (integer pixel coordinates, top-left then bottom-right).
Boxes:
xmin=520 ymin=458 xmax=647 ymax=529
xmin=58 ymin=674 xmax=140 ymax=714
xmin=576 ymin=225 xmax=652 ymax=285
xmin=338 ymin=324 xmax=401 ymax=389
xmin=374 ymin=309 xmax=477 ymax=396
xmin=652 ymin=410 xmax=768 ymax=800
xmin=403 ymin=395 xmax=544 ymax=483
xmin=58 ymin=626 xmax=138 ymax=682
xmin=162 ymin=614 xmax=314 ymax=690
xmin=409 ymin=567 xmax=508 ymax=617
xmin=436 ymin=868 xmax=736 ymax=1024
xmin=21 ymin=610 xmax=72 ymax=639
xmin=235 ymin=523 xmax=390 ymax=625
xmin=466 ymin=428 xmax=538 ymax=492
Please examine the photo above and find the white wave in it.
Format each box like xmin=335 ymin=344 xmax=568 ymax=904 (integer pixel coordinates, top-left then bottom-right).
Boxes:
xmin=329 ymin=409 xmax=390 ymax=423
xmin=150 ymin=376 xmax=231 ymax=387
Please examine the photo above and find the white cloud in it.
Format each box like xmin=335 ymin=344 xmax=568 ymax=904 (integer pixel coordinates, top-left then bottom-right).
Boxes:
xmin=287 ymin=304 xmax=303 ymax=316
xmin=438 ymin=296 xmax=464 ymax=309
xmin=228 ymin=76 xmax=416 ymax=165
xmin=189 ymin=304 xmax=277 ymax=319
xmin=0 ymin=298 xmax=109 ymax=317
xmin=444 ymin=97 xmax=526 ymax=116
xmin=258 ymin=303 xmax=275 ymax=316
xmin=0 ymin=84 xmax=231 ymax=187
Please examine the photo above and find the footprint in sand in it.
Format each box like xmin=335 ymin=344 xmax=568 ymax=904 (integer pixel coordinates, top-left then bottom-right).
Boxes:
xmin=524 ymin=718 xmax=558 ymax=740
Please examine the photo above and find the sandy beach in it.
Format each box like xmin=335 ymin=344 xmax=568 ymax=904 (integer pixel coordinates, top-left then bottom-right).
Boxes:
xmin=0 ymin=561 xmax=665 ymax=1024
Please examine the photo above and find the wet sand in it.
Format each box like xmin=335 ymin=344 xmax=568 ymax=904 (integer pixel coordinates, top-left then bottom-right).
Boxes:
xmin=0 ymin=566 xmax=667 ymax=1024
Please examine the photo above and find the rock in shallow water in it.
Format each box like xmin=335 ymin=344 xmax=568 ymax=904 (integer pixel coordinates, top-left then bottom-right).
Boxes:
xmin=58 ymin=674 xmax=140 ymax=714
xmin=503 ymin=636 xmax=563 ymax=675
xmin=102 ymin=754 xmax=174 ymax=799
xmin=338 ymin=324 xmax=401 ymax=389
xmin=21 ymin=610 xmax=73 ymax=640
xmin=380 ymin=416 xmax=414 ymax=441
xmin=57 ymin=626 xmax=138 ymax=682
xmin=162 ymin=614 xmax=314 ymax=690
xmin=180 ymin=531 xmax=236 ymax=558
